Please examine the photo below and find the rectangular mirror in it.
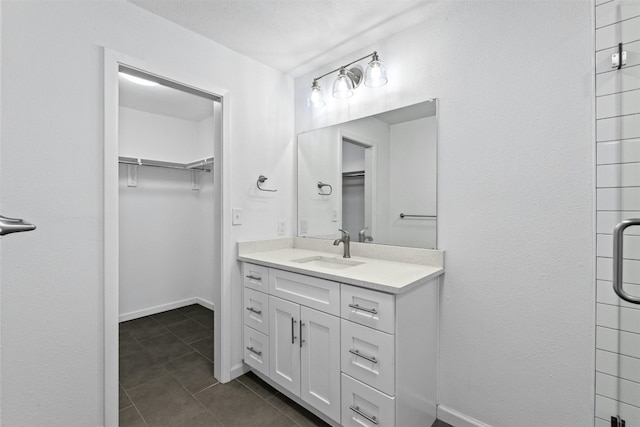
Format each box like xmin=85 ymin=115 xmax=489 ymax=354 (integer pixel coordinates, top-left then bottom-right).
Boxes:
xmin=297 ymin=99 xmax=438 ymax=249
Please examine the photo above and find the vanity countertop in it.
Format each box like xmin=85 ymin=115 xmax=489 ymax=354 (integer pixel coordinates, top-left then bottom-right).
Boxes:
xmin=238 ymin=247 xmax=444 ymax=294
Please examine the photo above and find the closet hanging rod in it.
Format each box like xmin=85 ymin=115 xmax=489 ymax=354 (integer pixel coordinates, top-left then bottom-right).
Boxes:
xmin=342 ymin=170 xmax=365 ymax=178
xmin=399 ymin=213 xmax=437 ymax=219
xmin=118 ymin=156 xmax=213 ymax=172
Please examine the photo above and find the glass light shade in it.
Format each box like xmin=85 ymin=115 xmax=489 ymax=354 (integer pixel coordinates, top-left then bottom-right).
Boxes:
xmin=332 ymin=68 xmax=354 ymax=99
xmin=308 ymin=81 xmax=326 ymax=108
xmin=364 ymin=58 xmax=388 ymax=88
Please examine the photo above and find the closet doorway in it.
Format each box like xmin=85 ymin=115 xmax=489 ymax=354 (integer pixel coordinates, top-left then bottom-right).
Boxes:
xmin=104 ymin=50 xmax=230 ymax=426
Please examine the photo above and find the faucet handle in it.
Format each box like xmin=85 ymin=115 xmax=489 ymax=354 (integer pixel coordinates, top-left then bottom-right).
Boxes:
xmin=338 ymin=228 xmax=350 ymax=239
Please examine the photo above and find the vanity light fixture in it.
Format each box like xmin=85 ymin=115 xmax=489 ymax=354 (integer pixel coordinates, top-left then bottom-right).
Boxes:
xmin=308 ymin=51 xmax=388 ymax=108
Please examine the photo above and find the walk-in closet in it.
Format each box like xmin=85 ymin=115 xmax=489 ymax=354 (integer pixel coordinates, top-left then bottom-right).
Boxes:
xmin=116 ymin=67 xmax=221 ymax=417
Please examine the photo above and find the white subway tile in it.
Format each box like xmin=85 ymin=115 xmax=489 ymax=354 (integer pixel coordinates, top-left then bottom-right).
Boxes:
xmin=597 ymin=188 xmax=640 ymax=211
xmin=597 ymin=139 xmax=640 ymax=164
xmin=597 ymin=67 xmax=640 ymax=96
xmin=596 ymin=15 xmax=640 ymax=51
xmin=596 ymin=0 xmax=640 ymax=28
xmin=597 ymin=373 xmax=640 ymax=412
xmin=597 ymin=114 xmax=640 ymax=142
xmin=597 ymin=211 xmax=640 ymax=234
xmin=596 ymin=349 xmax=640 ymax=383
xmin=597 ymin=233 xmax=640 ymax=258
xmin=596 ymin=395 xmax=640 ymax=425
xmin=597 ymin=256 xmax=640 ymax=283
xmin=597 ymin=280 xmax=640 ymax=308
xmin=597 ymin=90 xmax=640 ymax=119
xmin=597 ymin=326 xmax=640 ymax=357
xmin=597 ymin=303 xmax=640 ymax=333
xmin=598 ymin=163 xmax=640 ymax=187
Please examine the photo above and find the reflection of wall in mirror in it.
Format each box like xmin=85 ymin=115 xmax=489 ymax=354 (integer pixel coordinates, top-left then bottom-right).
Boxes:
xmin=389 ymin=116 xmax=437 ymax=249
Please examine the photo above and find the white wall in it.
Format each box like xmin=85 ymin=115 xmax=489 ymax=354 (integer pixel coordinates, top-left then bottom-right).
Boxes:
xmin=0 ymin=1 xmax=294 ymax=425
xmin=118 ymin=107 xmax=215 ymax=318
xmin=119 ymin=107 xmax=200 ymax=162
xmin=295 ymin=2 xmax=593 ymax=426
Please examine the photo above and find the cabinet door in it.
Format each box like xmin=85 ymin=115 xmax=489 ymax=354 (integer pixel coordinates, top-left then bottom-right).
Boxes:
xmin=269 ymin=296 xmax=300 ymax=396
xmin=300 ymin=306 xmax=341 ymax=423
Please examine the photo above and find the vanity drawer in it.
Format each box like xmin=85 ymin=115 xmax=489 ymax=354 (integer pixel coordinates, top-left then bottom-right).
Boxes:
xmin=269 ymin=268 xmax=340 ymax=316
xmin=341 ymin=373 xmax=395 ymax=427
xmin=243 ymin=263 xmax=269 ymax=292
xmin=341 ymin=319 xmax=395 ymax=396
xmin=243 ymin=288 xmax=269 ymax=335
xmin=244 ymin=326 xmax=270 ymax=377
xmin=341 ymin=284 xmax=395 ymax=334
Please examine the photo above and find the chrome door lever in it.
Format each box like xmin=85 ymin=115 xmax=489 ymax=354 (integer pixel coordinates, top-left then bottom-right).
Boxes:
xmin=0 ymin=215 xmax=36 ymax=236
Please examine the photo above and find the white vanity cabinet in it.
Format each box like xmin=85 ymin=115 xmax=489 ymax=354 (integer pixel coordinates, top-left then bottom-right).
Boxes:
xmin=243 ymin=264 xmax=342 ymax=424
xmin=241 ymin=260 xmax=439 ymax=427
xmin=269 ymin=295 xmax=341 ymax=421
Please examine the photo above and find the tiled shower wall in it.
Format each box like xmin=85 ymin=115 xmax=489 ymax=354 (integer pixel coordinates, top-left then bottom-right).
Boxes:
xmin=595 ymin=0 xmax=640 ymax=425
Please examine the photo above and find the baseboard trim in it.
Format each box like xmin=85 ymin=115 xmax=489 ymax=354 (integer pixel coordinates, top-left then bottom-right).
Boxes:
xmin=195 ymin=297 xmax=215 ymax=312
xmin=437 ymin=405 xmax=494 ymax=427
xmin=119 ymin=297 xmax=215 ymax=322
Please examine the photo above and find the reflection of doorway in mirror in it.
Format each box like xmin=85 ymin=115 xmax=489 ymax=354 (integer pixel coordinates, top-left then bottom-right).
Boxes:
xmin=342 ymin=137 xmax=374 ymax=242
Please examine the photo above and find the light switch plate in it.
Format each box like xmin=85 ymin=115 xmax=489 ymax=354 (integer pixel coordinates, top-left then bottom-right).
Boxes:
xmin=232 ymin=208 xmax=243 ymax=225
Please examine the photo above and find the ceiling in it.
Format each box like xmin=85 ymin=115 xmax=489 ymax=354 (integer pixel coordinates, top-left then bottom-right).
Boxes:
xmin=119 ymin=72 xmax=215 ymax=121
xmin=128 ymin=0 xmax=435 ymax=77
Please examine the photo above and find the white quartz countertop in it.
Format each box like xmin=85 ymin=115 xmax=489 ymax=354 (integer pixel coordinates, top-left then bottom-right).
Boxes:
xmin=238 ymin=248 xmax=444 ymax=294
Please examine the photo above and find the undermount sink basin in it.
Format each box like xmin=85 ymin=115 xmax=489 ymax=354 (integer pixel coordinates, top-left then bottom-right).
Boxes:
xmin=292 ymin=255 xmax=365 ymax=270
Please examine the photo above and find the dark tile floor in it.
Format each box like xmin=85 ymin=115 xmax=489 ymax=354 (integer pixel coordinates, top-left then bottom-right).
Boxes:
xmin=119 ymin=304 xmax=453 ymax=427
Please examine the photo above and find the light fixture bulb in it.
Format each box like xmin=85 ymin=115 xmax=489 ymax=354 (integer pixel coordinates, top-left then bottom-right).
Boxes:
xmin=308 ymin=80 xmax=325 ymax=108
xmin=332 ymin=68 xmax=354 ymax=99
xmin=119 ymin=72 xmax=159 ymax=87
xmin=364 ymin=52 xmax=388 ymax=88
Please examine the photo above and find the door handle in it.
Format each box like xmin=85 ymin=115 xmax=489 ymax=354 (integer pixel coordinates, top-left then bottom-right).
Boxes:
xmin=613 ymin=219 xmax=640 ymax=305
xmin=0 ymin=215 xmax=36 ymax=236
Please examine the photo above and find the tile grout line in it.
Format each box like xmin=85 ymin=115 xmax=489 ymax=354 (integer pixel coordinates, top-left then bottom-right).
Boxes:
xmin=234 ymin=378 xmax=309 ymax=427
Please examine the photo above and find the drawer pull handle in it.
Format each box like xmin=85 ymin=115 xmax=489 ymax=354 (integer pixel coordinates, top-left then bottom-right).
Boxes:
xmin=246 ymin=307 xmax=262 ymax=315
xmin=349 ymin=348 xmax=378 ymax=364
xmin=348 ymin=303 xmax=378 ymax=315
xmin=349 ymin=405 xmax=379 ymax=425
xmin=246 ymin=346 xmax=262 ymax=356
xmin=246 ymin=274 xmax=262 ymax=281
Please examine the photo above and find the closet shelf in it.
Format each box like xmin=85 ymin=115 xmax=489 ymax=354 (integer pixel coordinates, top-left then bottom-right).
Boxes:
xmin=119 ymin=156 xmax=213 ymax=172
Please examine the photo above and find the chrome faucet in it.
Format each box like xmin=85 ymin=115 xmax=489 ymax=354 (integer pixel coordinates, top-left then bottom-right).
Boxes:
xmin=358 ymin=227 xmax=373 ymax=243
xmin=333 ymin=229 xmax=351 ymax=258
